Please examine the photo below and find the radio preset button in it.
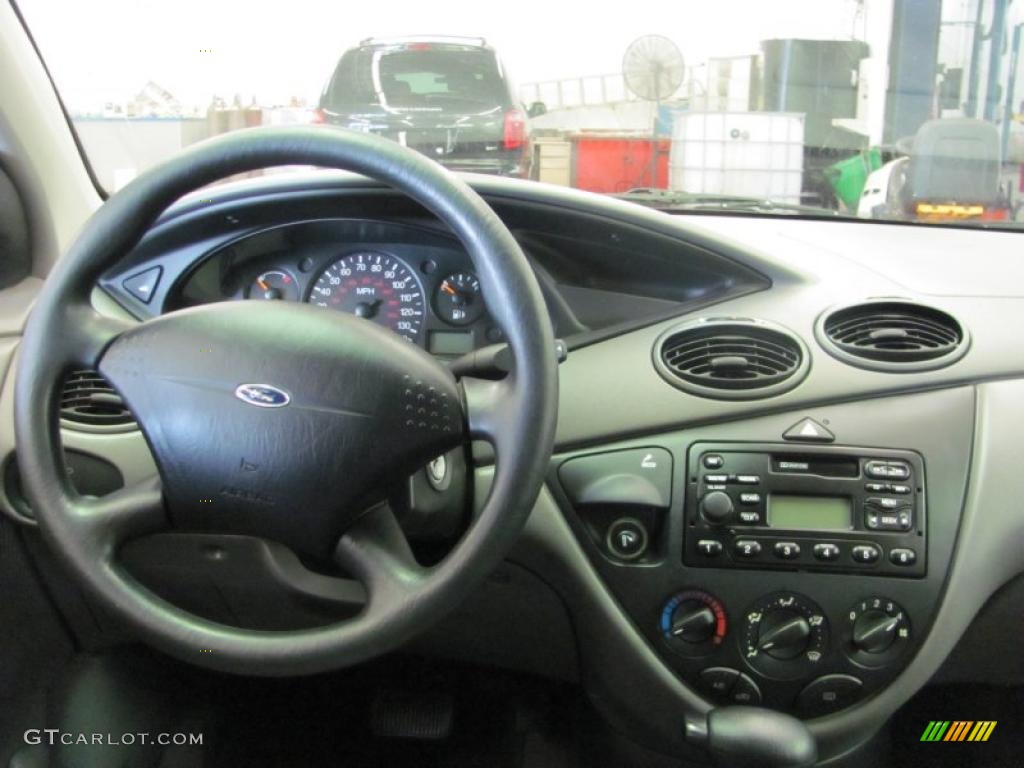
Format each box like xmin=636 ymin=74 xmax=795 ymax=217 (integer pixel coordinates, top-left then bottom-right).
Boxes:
xmin=739 ymin=493 xmax=761 ymax=504
xmin=734 ymin=540 xmax=762 ymax=558
xmin=736 ymin=475 xmax=761 ymax=485
xmin=703 ymin=454 xmax=725 ymax=469
xmin=889 ymin=547 xmax=917 ymax=566
xmin=813 ymin=543 xmax=840 ymax=561
xmin=774 ymin=541 xmax=801 ymax=560
xmin=852 ymin=544 xmax=880 ymax=564
xmin=697 ymin=539 xmax=723 ymax=557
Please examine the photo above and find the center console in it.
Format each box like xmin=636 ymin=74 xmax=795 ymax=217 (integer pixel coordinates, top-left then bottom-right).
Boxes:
xmin=549 ymin=402 xmax=966 ymax=722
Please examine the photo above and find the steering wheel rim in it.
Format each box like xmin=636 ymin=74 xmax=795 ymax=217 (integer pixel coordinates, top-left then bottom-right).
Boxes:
xmin=14 ymin=126 xmax=558 ymax=676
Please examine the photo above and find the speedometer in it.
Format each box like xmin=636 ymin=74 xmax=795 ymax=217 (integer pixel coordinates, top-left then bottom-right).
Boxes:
xmin=308 ymin=251 xmax=425 ymax=343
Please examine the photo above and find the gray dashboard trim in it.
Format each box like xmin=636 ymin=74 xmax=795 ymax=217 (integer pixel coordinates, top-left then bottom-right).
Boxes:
xmin=495 ymin=476 xmax=711 ymax=757
xmin=551 ymin=285 xmax=1023 ymax=451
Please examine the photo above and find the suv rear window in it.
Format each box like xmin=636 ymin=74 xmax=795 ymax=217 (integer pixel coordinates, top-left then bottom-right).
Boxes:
xmin=326 ymin=46 xmax=506 ymax=111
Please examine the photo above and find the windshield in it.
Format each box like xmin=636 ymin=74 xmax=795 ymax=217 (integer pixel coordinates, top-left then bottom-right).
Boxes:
xmin=15 ymin=0 xmax=1024 ymax=228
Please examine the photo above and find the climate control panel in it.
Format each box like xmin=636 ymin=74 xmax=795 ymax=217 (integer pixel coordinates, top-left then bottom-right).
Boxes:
xmin=661 ymin=589 xmax=913 ymax=715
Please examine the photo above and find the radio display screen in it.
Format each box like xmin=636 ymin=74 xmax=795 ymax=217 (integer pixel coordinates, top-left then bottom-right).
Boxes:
xmin=768 ymin=495 xmax=852 ymax=530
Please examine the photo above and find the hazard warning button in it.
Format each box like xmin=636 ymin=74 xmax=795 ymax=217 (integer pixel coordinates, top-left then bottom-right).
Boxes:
xmin=782 ymin=417 xmax=835 ymax=443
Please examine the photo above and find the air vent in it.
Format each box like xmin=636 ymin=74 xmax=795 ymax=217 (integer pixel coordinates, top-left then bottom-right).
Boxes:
xmin=60 ymin=370 xmax=135 ymax=428
xmin=655 ymin=319 xmax=809 ymax=399
xmin=817 ymin=301 xmax=968 ymax=372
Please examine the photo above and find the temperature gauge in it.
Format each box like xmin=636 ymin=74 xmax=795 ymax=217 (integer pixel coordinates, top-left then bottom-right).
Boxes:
xmin=434 ymin=272 xmax=484 ymax=326
xmin=248 ymin=270 xmax=299 ymax=302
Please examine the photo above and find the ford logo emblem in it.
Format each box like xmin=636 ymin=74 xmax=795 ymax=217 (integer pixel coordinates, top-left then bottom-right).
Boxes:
xmin=234 ymin=383 xmax=291 ymax=408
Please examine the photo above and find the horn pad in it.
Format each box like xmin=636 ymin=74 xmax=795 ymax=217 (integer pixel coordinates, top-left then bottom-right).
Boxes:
xmin=99 ymin=301 xmax=463 ymax=557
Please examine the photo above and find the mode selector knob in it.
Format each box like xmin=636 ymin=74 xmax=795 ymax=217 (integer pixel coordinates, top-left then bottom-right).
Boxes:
xmin=742 ymin=593 xmax=828 ymax=680
xmin=670 ymin=600 xmax=717 ymax=644
xmin=852 ymin=610 xmax=899 ymax=654
xmin=700 ymin=491 xmax=734 ymax=525
xmin=757 ymin=610 xmax=811 ymax=660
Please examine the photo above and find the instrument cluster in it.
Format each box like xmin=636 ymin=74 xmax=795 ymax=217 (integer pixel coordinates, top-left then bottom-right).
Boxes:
xmin=221 ymin=241 xmax=500 ymax=357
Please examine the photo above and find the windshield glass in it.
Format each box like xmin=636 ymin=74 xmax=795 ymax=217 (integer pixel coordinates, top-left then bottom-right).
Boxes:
xmin=15 ymin=0 xmax=1024 ymax=228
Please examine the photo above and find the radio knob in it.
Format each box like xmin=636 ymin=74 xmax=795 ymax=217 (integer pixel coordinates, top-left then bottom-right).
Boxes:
xmin=700 ymin=491 xmax=734 ymax=525
xmin=670 ymin=600 xmax=717 ymax=644
xmin=757 ymin=610 xmax=811 ymax=660
xmin=852 ymin=610 xmax=899 ymax=654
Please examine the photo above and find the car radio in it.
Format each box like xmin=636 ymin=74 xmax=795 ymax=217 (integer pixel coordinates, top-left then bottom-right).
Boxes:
xmin=684 ymin=442 xmax=926 ymax=577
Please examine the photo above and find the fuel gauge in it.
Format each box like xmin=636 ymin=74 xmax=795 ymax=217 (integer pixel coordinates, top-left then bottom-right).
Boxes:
xmin=434 ymin=272 xmax=484 ymax=326
xmin=248 ymin=270 xmax=299 ymax=301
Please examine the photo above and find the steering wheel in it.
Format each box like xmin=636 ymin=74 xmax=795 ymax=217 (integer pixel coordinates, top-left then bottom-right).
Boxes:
xmin=13 ymin=127 xmax=558 ymax=676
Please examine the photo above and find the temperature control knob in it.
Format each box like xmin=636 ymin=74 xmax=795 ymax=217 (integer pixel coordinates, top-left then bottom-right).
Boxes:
xmin=741 ymin=592 xmax=828 ymax=680
xmin=700 ymin=491 xmax=734 ymax=525
xmin=844 ymin=597 xmax=911 ymax=667
xmin=661 ymin=590 xmax=728 ymax=657
xmin=670 ymin=601 xmax=717 ymax=644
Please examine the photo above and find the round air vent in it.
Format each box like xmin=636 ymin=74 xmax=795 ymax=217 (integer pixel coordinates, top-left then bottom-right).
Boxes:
xmin=654 ymin=318 xmax=809 ymax=400
xmin=60 ymin=370 xmax=136 ymax=429
xmin=816 ymin=300 xmax=968 ymax=372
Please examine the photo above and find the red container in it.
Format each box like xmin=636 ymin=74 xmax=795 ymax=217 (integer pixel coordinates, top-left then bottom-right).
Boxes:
xmin=571 ymin=136 xmax=669 ymax=193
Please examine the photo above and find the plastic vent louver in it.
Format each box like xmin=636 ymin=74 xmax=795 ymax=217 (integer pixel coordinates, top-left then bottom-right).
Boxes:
xmin=818 ymin=301 xmax=967 ymax=372
xmin=655 ymin=319 xmax=809 ymax=399
xmin=60 ymin=370 xmax=135 ymax=428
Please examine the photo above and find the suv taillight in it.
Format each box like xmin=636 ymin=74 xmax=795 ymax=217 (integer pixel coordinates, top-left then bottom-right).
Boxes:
xmin=311 ymin=108 xmax=327 ymax=124
xmin=503 ymin=108 xmax=527 ymax=150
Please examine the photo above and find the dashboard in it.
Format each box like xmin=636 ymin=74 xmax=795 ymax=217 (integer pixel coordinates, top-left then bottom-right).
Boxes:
xmin=10 ymin=171 xmax=1024 ymax=765
xmin=96 ymin=181 xmax=768 ymax=358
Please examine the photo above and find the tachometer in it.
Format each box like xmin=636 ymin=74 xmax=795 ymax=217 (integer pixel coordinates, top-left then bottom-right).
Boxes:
xmin=308 ymin=251 xmax=425 ymax=343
